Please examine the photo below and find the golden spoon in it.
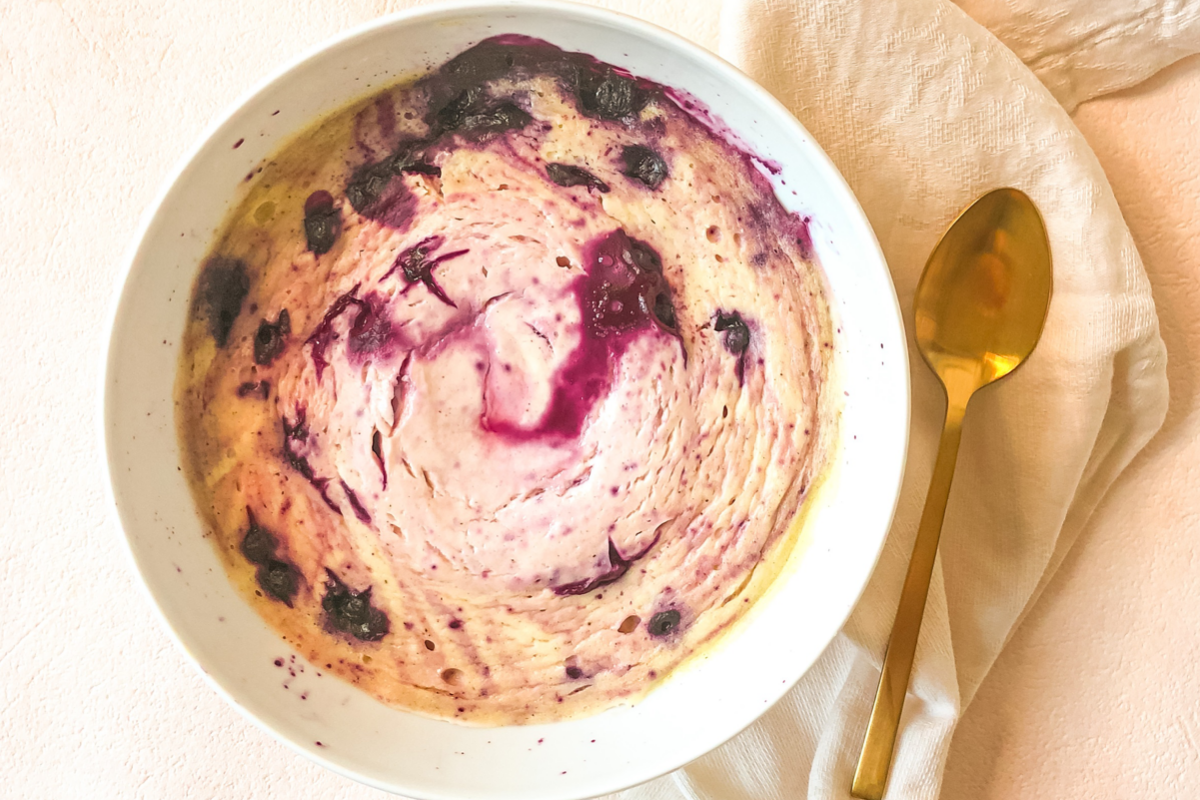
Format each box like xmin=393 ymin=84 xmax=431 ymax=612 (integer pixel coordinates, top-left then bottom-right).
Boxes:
xmin=851 ymin=188 xmax=1052 ymax=799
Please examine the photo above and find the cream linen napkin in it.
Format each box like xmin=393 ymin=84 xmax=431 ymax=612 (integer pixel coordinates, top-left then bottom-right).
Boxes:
xmin=955 ymin=0 xmax=1200 ymax=111
xmin=607 ymin=0 xmax=1179 ymax=798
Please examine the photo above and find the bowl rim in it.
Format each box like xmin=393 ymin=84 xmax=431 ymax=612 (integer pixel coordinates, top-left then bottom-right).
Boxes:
xmin=99 ymin=1 xmax=911 ymax=796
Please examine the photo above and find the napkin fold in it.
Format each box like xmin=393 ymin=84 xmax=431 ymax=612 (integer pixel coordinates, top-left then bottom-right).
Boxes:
xmin=612 ymin=0 xmax=1177 ymax=798
xmin=955 ymin=0 xmax=1200 ymax=111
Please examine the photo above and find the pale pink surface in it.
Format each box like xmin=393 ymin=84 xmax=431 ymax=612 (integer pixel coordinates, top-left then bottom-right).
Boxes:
xmin=943 ymin=52 xmax=1200 ymax=799
xmin=0 ymin=0 xmax=1197 ymax=797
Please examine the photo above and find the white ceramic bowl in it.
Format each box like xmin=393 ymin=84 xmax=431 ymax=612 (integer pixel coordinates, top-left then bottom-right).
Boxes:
xmin=101 ymin=2 xmax=909 ymax=798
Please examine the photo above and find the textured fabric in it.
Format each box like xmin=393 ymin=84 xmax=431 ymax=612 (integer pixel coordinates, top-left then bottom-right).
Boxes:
xmin=606 ymin=0 xmax=1176 ymax=798
xmin=954 ymin=0 xmax=1200 ymax=111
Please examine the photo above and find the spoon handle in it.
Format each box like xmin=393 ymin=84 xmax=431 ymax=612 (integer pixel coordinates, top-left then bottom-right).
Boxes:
xmin=851 ymin=398 xmax=967 ymax=800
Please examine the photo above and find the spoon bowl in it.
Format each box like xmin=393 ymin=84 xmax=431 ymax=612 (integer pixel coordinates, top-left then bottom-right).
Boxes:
xmin=915 ymin=188 xmax=1052 ymax=398
xmin=852 ymin=188 xmax=1051 ymax=799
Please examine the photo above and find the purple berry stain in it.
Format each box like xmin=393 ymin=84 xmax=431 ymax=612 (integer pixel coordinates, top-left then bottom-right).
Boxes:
xmin=339 ymin=480 xmax=372 ymax=524
xmin=346 ymin=293 xmax=393 ymax=357
xmin=483 ymin=228 xmax=679 ymax=443
xmin=281 ymin=408 xmax=340 ymax=514
xmin=305 ymin=288 xmax=363 ymax=381
xmin=546 ymin=163 xmax=610 ymax=193
xmin=796 ymin=215 xmax=814 ymax=260
xmin=375 ymin=93 xmax=396 ymax=140
xmin=384 ymin=235 xmax=468 ymax=307
xmin=306 ymin=288 xmax=400 ymax=379
xmin=455 ymin=101 xmax=533 ymax=136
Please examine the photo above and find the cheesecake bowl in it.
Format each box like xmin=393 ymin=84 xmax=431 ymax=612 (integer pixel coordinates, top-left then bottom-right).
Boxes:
xmin=101 ymin=3 xmax=908 ymax=798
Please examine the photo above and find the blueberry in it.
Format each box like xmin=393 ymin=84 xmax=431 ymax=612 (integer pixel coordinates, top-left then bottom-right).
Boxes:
xmin=384 ymin=236 xmax=468 ymax=307
xmin=306 ymin=290 xmax=364 ymax=381
xmin=459 ymin=102 xmax=532 ymax=133
xmin=240 ymin=517 xmax=276 ymax=565
xmin=628 ymin=238 xmax=662 ymax=273
xmin=565 ymin=666 xmax=584 ymax=680
xmin=346 ymin=162 xmax=394 ymax=213
xmin=322 ymin=570 xmax=390 ymax=642
xmin=253 ymin=309 xmax=290 ymax=366
xmin=439 ymin=40 xmax=517 ymax=87
xmin=303 ymin=192 xmax=341 ymax=255
xmin=236 ymin=380 xmax=269 ymax=398
xmin=242 ymin=514 xmax=299 ymax=604
xmin=652 ymin=293 xmax=676 ymax=329
xmin=647 ymin=609 xmax=681 ymax=638
xmin=397 ymin=238 xmax=438 ymax=284
xmin=578 ymin=70 xmax=643 ymax=120
xmin=339 ymin=480 xmax=372 ymax=524
xmin=621 ymin=145 xmax=667 ymax=189
xmin=198 ymin=256 xmax=249 ymax=348
xmin=545 ymin=163 xmax=610 ymax=193
xmin=713 ymin=311 xmax=750 ymax=355
xmin=257 ymin=559 xmax=299 ymax=606
xmin=434 ymin=89 xmax=532 ymax=137
xmin=552 ymin=532 xmax=662 ymax=596
xmin=433 ymin=87 xmax=482 ymax=132
xmin=389 ymin=141 xmax=439 ymax=176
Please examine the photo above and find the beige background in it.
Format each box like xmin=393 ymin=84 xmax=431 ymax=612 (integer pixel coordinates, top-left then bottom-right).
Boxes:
xmin=0 ymin=0 xmax=1196 ymax=797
